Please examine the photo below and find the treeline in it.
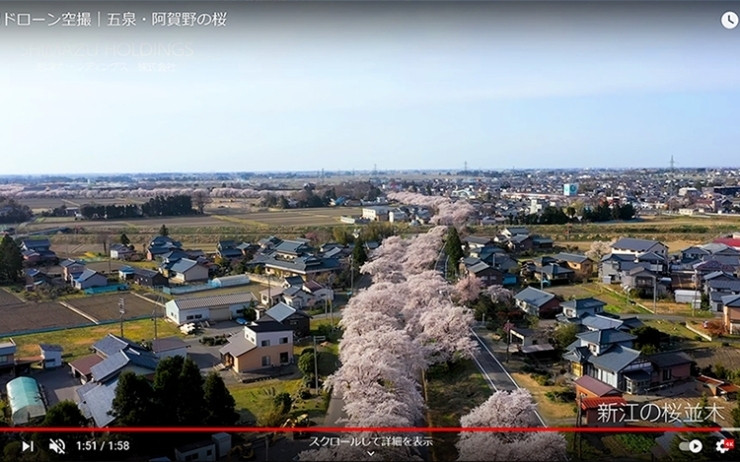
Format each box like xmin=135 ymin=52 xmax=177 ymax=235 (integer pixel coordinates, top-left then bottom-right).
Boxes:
xmin=79 ymin=195 xmax=195 ymax=220
xmin=508 ymin=203 xmax=636 ymax=225
xmin=0 ymin=197 xmax=33 ymax=224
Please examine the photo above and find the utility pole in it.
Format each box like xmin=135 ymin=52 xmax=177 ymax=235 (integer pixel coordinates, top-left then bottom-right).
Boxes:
xmin=312 ymin=335 xmax=326 ymax=392
xmin=653 ymin=276 xmax=659 ymax=314
xmin=118 ymin=298 xmax=125 ymax=338
xmin=349 ymin=255 xmax=354 ymax=297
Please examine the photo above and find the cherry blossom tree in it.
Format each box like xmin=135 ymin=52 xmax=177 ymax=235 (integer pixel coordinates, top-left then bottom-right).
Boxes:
xmin=401 ymin=226 xmax=446 ymax=275
xmin=456 ymin=389 xmax=567 ymax=461
xmin=485 ymin=285 xmax=514 ymax=305
xmin=453 ymin=273 xmax=484 ymax=305
xmin=585 ymin=240 xmax=615 ymax=262
xmin=417 ymin=300 xmax=477 ymax=365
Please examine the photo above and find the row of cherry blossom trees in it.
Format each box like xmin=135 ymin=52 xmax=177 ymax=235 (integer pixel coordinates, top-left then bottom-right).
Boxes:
xmin=386 ymin=191 xmax=477 ymax=226
xmin=2 ymin=187 xmax=272 ymax=199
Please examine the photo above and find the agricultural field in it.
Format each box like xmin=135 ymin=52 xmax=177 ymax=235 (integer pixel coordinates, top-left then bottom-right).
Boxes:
xmin=1 ymin=318 xmax=182 ymax=361
xmin=546 ymin=283 xmax=649 ymax=314
xmin=67 ymin=293 xmax=162 ymax=322
xmin=0 ymin=288 xmax=24 ymax=305
xmin=0 ymin=300 xmax=93 ymax=336
xmin=687 ymin=346 xmax=740 ymax=371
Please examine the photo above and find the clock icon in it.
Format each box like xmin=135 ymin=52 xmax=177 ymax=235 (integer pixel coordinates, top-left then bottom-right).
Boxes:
xmin=722 ymin=11 xmax=738 ymax=30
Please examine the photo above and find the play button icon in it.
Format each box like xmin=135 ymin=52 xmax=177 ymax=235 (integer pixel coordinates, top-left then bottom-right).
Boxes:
xmin=689 ymin=439 xmax=703 ymax=454
xmin=22 ymin=441 xmax=34 ymax=452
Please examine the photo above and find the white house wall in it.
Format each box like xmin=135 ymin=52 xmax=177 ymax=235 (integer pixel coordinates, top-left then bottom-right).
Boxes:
xmin=254 ymin=330 xmax=294 ymax=346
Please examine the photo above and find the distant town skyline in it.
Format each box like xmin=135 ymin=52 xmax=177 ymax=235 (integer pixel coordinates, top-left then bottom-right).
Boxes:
xmin=1 ymin=2 xmax=737 ymax=175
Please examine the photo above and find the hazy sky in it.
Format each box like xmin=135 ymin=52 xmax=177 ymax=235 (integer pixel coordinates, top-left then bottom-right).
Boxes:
xmin=1 ymin=2 xmax=739 ymax=174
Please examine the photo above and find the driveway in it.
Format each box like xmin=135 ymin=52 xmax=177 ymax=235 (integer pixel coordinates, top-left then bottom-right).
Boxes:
xmin=184 ymin=320 xmax=243 ymax=372
xmin=34 ymin=367 xmax=80 ymax=406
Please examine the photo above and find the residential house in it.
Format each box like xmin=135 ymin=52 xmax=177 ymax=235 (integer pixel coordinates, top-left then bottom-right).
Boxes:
xmin=109 ymin=243 xmax=134 ymax=260
xmin=217 ymin=240 xmax=244 ymax=260
xmin=464 ymin=236 xmax=495 ymax=251
xmin=599 ymin=253 xmax=635 ymax=283
xmin=256 ymin=302 xmax=312 ymax=338
xmin=0 ymin=340 xmax=17 ymax=374
xmin=219 ymin=321 xmax=294 ymax=373
xmin=635 ymin=252 xmax=668 ymax=274
xmin=621 ymin=267 xmax=668 ymax=298
xmin=576 ymin=313 xmax=644 ymax=333
xmin=25 ymin=268 xmax=51 ymax=289
xmin=302 ymin=280 xmax=334 ymax=303
xmin=60 ymin=259 xmax=86 ymax=282
xmin=462 ymin=260 xmax=506 ymax=287
xmin=553 ymin=253 xmax=594 ymax=280
xmin=509 ymin=327 xmax=555 ymax=355
xmin=74 ymin=335 xmax=159 ymax=427
xmin=151 ymin=337 xmax=190 ymax=359
xmin=168 ymin=258 xmax=209 ymax=284
xmin=647 ymin=351 xmax=693 ymax=388
xmin=39 ymin=344 xmax=63 ymax=369
xmin=502 ymin=227 xmax=530 ymax=239
xmin=146 ymin=236 xmax=182 ymax=261
xmin=507 ymin=234 xmax=534 ymax=252
xmin=695 ymin=375 xmax=740 ymax=400
xmin=282 ymin=285 xmax=312 ymax=309
xmin=133 ymin=268 xmax=169 ymax=288
xmin=69 ymin=334 xmax=158 ymax=386
xmin=260 ymin=286 xmax=285 ymax=307
xmin=722 ymin=294 xmax=740 ymax=334
xmin=705 ymin=275 xmax=740 ymax=312
xmin=557 ymin=298 xmax=607 ymax=323
xmin=283 ymin=276 xmax=305 ymax=288
xmin=535 ymin=264 xmax=575 ymax=284
xmin=580 ymin=397 xmax=628 ymax=427
xmin=73 ymin=269 xmax=108 ymax=290
xmin=388 ymin=209 xmax=408 ymax=223
xmin=574 ymin=375 xmax=623 ymax=399
xmin=562 ymin=329 xmax=653 ymax=394
xmin=252 ymin=240 xmax=342 ymax=281
xmin=514 ymin=287 xmax=561 ymax=318
xmin=20 ymin=239 xmax=58 ymax=264
xmin=362 ymin=206 xmax=389 ymax=221
xmin=165 ymin=292 xmax=257 ymax=325
xmin=610 ymin=238 xmax=668 ymax=258
xmin=470 ymin=244 xmax=506 ymax=260
xmin=531 ymin=235 xmax=554 ymax=250
xmin=118 ymin=266 xmax=136 ymax=281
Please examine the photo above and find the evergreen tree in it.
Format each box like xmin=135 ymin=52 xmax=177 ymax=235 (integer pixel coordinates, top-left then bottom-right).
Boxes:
xmin=176 ymin=358 xmax=207 ymax=425
xmin=152 ymin=356 xmax=185 ymax=426
xmin=110 ymin=372 xmax=155 ymax=427
xmin=444 ymin=227 xmax=464 ymax=276
xmin=42 ymin=401 xmax=87 ymax=427
xmin=0 ymin=234 xmax=23 ymax=282
xmin=119 ymin=233 xmax=130 ymax=246
xmin=351 ymin=237 xmax=368 ymax=269
xmin=158 ymin=224 xmax=169 ymax=237
xmin=203 ymin=372 xmax=239 ymax=426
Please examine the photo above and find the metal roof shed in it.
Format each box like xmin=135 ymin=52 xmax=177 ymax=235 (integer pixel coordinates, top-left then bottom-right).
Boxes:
xmin=6 ymin=376 xmax=46 ymax=425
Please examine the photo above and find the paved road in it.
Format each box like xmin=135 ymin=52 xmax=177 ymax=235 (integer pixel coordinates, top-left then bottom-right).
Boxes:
xmin=620 ymin=313 xmax=719 ymax=322
xmin=471 ymin=329 xmax=546 ymax=427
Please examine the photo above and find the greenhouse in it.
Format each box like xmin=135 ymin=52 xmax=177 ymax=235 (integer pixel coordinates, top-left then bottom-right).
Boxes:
xmin=6 ymin=376 xmax=46 ymax=425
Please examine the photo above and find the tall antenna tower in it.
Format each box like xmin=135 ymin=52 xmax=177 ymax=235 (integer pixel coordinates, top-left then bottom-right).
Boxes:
xmin=464 ymin=161 xmax=468 ymax=174
xmin=372 ymin=163 xmax=378 ymax=177
xmin=669 ymin=155 xmax=676 ymax=172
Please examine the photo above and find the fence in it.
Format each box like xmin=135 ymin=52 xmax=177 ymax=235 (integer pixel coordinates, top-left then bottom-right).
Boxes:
xmin=84 ymin=284 xmax=129 ymax=295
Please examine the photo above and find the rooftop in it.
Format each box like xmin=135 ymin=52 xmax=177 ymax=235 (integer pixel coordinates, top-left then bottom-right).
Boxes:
xmin=167 ymin=292 xmax=257 ymax=311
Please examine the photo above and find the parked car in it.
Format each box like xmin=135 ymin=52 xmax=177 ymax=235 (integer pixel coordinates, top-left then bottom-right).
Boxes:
xmin=236 ymin=317 xmax=248 ymax=325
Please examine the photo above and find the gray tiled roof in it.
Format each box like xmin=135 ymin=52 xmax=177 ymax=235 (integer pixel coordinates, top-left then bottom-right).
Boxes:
xmin=722 ymin=294 xmax=740 ymax=307
xmin=168 ymin=292 xmax=257 ymax=311
xmin=612 ymin=238 xmax=663 ymax=252
xmin=247 ymin=320 xmax=293 ymax=334
xmin=576 ymin=328 xmax=636 ymax=345
xmin=219 ymin=333 xmax=256 ymax=357
xmin=76 ymin=268 xmax=102 ymax=282
xmin=589 ymin=344 xmax=642 ymax=373
xmin=707 ymin=278 xmax=740 ymax=292
xmin=263 ymin=302 xmax=311 ymax=323
xmin=169 ymin=258 xmax=200 ymax=273
xmin=90 ymin=349 xmax=159 ymax=383
xmin=515 ymin=287 xmax=555 ymax=307
xmin=647 ymin=351 xmax=693 ymax=368
xmin=560 ymin=297 xmax=606 ymax=312
xmin=553 ymin=253 xmax=591 ymax=264
xmin=92 ymin=334 xmax=144 ymax=357
xmin=78 ymin=378 xmax=118 ymax=427
xmin=580 ymin=315 xmax=624 ymax=331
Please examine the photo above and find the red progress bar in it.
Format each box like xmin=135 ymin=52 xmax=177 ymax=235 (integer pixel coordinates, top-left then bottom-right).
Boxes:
xmin=0 ymin=426 xmax=723 ymax=433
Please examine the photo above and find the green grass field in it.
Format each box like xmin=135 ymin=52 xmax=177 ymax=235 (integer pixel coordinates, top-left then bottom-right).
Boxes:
xmin=228 ymin=376 xmax=330 ymax=425
xmin=0 ymin=319 xmax=182 ymax=361
xmin=425 ymin=360 xmax=491 ymax=462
